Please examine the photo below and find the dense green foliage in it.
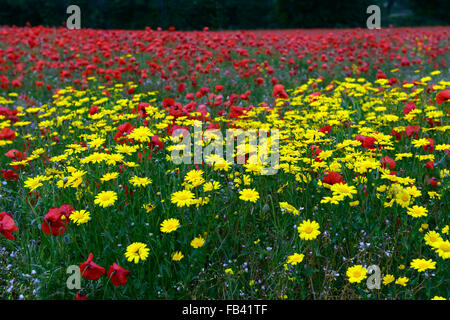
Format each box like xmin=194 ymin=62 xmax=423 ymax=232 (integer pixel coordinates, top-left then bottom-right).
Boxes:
xmin=0 ymin=0 xmax=448 ymax=30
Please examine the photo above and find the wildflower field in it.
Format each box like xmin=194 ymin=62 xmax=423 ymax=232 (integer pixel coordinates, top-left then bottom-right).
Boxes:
xmin=0 ymin=26 xmax=449 ymax=300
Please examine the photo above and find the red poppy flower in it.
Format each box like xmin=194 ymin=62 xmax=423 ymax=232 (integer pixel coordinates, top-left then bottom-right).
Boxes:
xmin=89 ymin=105 xmax=99 ymax=115
xmin=114 ymin=122 xmax=135 ymax=143
xmin=272 ymin=84 xmax=288 ymax=99
xmin=319 ymin=125 xmax=331 ymax=134
xmin=422 ymin=138 xmax=434 ymax=153
xmin=177 ymin=82 xmax=186 ymax=93
xmin=80 ymin=253 xmax=105 ymax=280
xmin=380 ymin=156 xmax=396 ymax=170
xmin=376 ymin=71 xmax=386 ymax=79
xmin=403 ymin=102 xmax=415 ymax=116
xmin=182 ymin=101 xmax=196 ymax=113
xmin=436 ymin=90 xmax=450 ymax=105
xmin=59 ymin=204 xmax=75 ymax=219
xmin=322 ymin=171 xmax=344 ymax=185
xmin=76 ymin=292 xmax=87 ymax=300
xmin=310 ymin=144 xmax=322 ymax=159
xmin=41 ymin=207 xmax=67 ymax=236
xmin=1 ymin=169 xmax=19 ymax=180
xmin=162 ymin=98 xmax=175 ymax=108
xmin=229 ymin=105 xmax=250 ymax=119
xmin=388 ymin=77 xmax=398 ymax=85
xmin=356 ymin=135 xmax=377 ymax=149
xmin=0 ymin=212 xmax=19 ymax=240
xmin=167 ymin=124 xmax=189 ymax=137
xmin=148 ymin=135 xmax=164 ymax=152
xmin=405 ymin=125 xmax=420 ymax=139
xmin=425 ymin=161 xmax=434 ymax=169
xmin=427 ymin=177 xmax=439 ymax=188
xmin=5 ymin=149 xmax=25 ymax=160
xmin=424 ymin=117 xmax=441 ymax=128
xmin=390 ymin=129 xmax=404 ymax=141
xmin=137 ymin=102 xmax=151 ymax=117
xmin=107 ymin=263 xmax=130 ymax=286
xmin=0 ymin=128 xmax=16 ymax=140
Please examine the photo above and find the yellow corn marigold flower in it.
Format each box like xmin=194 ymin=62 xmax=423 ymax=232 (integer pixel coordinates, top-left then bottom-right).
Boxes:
xmin=24 ymin=175 xmax=47 ymax=191
xmin=83 ymin=152 xmax=107 ymax=164
xmin=189 ymin=177 xmax=205 ymax=187
xmin=330 ymin=183 xmax=357 ymax=199
xmin=115 ymin=144 xmax=138 ymax=155
xmin=279 ymin=202 xmax=300 ymax=215
xmin=69 ymin=210 xmax=91 ymax=225
xmin=124 ymin=161 xmax=139 ymax=168
xmin=191 ymin=235 xmax=206 ymax=248
xmin=242 ymin=174 xmax=252 ymax=185
xmin=204 ymin=154 xmax=224 ymax=164
xmin=160 ymin=218 xmax=180 ymax=233
xmin=106 ymin=153 xmax=124 ymax=165
xmin=442 ymin=225 xmax=449 ymax=235
xmin=172 ymin=251 xmax=184 ymax=261
xmin=297 ymin=219 xmax=321 ymax=240
xmin=431 ymin=296 xmax=446 ymax=300
xmin=100 ymin=172 xmax=119 ymax=182
xmin=287 ymin=253 xmax=305 ymax=265
xmin=128 ymin=126 xmax=152 ymax=142
xmin=395 ymin=277 xmax=409 ymax=286
xmin=203 ymin=181 xmax=221 ymax=192
xmin=88 ymin=137 xmax=105 ymax=149
xmin=320 ymin=195 xmax=344 ymax=204
xmin=171 ymin=189 xmax=195 ymax=207
xmin=432 ymin=240 xmax=450 ymax=260
xmin=194 ymin=196 xmax=210 ymax=207
xmin=213 ymin=160 xmax=232 ymax=171
xmin=405 ymin=186 xmax=421 ymax=198
xmin=129 ymin=175 xmax=152 ymax=187
xmin=125 ymin=242 xmax=149 ymax=264
xmin=94 ymin=190 xmax=118 ymax=208
xmin=383 ymin=274 xmax=395 ymax=285
xmin=428 ymin=191 xmax=440 ymax=199
xmin=424 ymin=231 xmax=443 ymax=247
xmin=410 ymin=258 xmax=436 ymax=272
xmin=412 ymin=138 xmax=431 ymax=148
xmin=395 ymin=190 xmax=411 ymax=208
xmin=239 ymin=188 xmax=260 ymax=202
xmin=407 ymin=205 xmax=428 ymax=218
xmin=142 ymin=203 xmax=155 ymax=213
xmin=225 ymin=268 xmax=234 ymax=275
xmin=239 ymin=188 xmax=259 ymax=203
xmin=346 ymin=265 xmax=367 ymax=283
xmin=184 ymin=169 xmax=204 ymax=184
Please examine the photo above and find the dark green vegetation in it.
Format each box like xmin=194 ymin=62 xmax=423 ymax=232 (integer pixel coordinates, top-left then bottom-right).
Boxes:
xmin=1 ymin=0 xmax=449 ymax=30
